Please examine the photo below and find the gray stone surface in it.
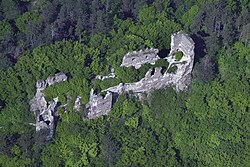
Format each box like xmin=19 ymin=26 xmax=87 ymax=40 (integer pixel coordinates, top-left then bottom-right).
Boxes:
xmin=121 ymin=48 xmax=160 ymax=69
xmin=96 ymin=68 xmax=117 ymax=80
xmin=36 ymin=97 xmax=58 ymax=140
xmin=85 ymin=89 xmax=114 ymax=119
xmin=96 ymin=73 xmax=116 ymax=80
xmin=73 ymin=96 xmax=82 ymax=112
xmin=31 ymin=32 xmax=195 ymax=123
xmin=30 ymin=73 xmax=67 ymax=140
xmin=105 ymin=31 xmax=195 ymax=93
xmin=47 ymin=72 xmax=67 ymax=86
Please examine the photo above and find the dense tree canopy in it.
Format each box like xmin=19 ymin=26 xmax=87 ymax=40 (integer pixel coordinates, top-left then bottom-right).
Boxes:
xmin=0 ymin=0 xmax=249 ymax=166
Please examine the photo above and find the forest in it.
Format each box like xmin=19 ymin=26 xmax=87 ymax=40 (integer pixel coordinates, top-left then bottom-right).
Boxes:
xmin=0 ymin=0 xmax=250 ymax=166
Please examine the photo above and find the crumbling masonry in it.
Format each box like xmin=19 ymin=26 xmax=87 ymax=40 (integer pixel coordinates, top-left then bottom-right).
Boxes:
xmin=30 ymin=73 xmax=67 ymax=140
xmin=30 ymin=31 xmax=195 ymax=139
xmin=86 ymin=31 xmax=195 ymax=119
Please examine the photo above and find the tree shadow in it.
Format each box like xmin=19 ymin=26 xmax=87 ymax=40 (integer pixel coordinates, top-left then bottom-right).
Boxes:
xmin=191 ymin=33 xmax=207 ymax=64
xmin=158 ymin=48 xmax=170 ymax=58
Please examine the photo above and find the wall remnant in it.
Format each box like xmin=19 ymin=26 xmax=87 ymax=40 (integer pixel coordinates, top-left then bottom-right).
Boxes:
xmin=96 ymin=68 xmax=116 ymax=80
xmin=121 ymin=48 xmax=160 ymax=69
xmin=85 ymin=89 xmax=114 ymax=119
xmin=30 ymin=73 xmax=67 ymax=140
xmin=30 ymin=31 xmax=195 ymax=137
xmin=86 ymin=31 xmax=195 ymax=119
xmin=73 ymin=96 xmax=82 ymax=112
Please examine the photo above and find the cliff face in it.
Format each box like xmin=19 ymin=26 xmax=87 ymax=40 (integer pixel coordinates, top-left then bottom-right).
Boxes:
xmin=87 ymin=31 xmax=195 ymax=118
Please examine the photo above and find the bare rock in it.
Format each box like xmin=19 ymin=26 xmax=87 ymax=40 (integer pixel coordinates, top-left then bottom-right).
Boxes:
xmin=105 ymin=31 xmax=195 ymax=93
xmin=47 ymin=72 xmax=67 ymax=86
xmin=36 ymin=97 xmax=58 ymax=140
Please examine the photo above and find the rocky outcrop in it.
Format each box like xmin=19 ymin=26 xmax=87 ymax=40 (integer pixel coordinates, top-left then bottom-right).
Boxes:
xmin=30 ymin=73 xmax=67 ymax=140
xmin=35 ymin=72 xmax=67 ymax=91
xmin=121 ymin=48 xmax=160 ymax=69
xmin=47 ymin=72 xmax=67 ymax=86
xmin=86 ymin=31 xmax=195 ymax=119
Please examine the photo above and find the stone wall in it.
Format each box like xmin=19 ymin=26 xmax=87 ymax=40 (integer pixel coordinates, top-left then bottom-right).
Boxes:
xmin=105 ymin=31 xmax=195 ymax=93
xmin=30 ymin=31 xmax=195 ymax=138
xmin=85 ymin=89 xmax=114 ymax=119
xmin=121 ymin=48 xmax=160 ymax=69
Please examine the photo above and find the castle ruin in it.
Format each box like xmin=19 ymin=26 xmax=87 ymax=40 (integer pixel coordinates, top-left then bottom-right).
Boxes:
xmin=86 ymin=31 xmax=195 ymax=119
xmin=30 ymin=31 xmax=195 ymax=139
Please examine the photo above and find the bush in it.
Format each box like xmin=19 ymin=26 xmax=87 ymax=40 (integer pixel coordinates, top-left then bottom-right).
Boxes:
xmin=167 ymin=65 xmax=178 ymax=74
xmin=175 ymin=51 xmax=183 ymax=61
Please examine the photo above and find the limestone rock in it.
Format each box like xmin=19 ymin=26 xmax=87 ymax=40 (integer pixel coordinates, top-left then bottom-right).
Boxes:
xmin=36 ymin=80 xmax=48 ymax=90
xmin=36 ymin=97 xmax=58 ymax=140
xmin=47 ymin=72 xmax=67 ymax=86
xmin=105 ymin=31 xmax=195 ymax=93
xmin=96 ymin=72 xmax=116 ymax=80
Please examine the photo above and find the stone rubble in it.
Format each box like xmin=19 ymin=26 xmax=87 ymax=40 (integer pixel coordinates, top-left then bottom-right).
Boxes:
xmin=105 ymin=31 xmax=195 ymax=93
xmin=96 ymin=68 xmax=116 ymax=80
xmin=30 ymin=31 xmax=195 ymax=132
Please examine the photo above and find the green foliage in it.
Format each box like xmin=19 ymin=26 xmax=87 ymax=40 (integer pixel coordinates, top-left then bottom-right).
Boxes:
xmin=1 ymin=0 xmax=20 ymax=20
xmin=175 ymin=51 xmax=183 ymax=61
xmin=182 ymin=42 xmax=250 ymax=166
xmin=101 ymin=134 xmax=121 ymax=166
xmin=193 ymin=55 xmax=217 ymax=83
xmin=181 ymin=5 xmax=199 ymax=30
xmin=116 ymin=66 xmax=141 ymax=83
xmin=125 ymin=116 xmax=139 ymax=128
xmin=0 ymin=1 xmax=249 ymax=166
xmin=0 ymin=20 xmax=13 ymax=41
xmin=154 ymin=58 xmax=169 ymax=68
xmin=16 ymin=12 xmax=41 ymax=34
xmin=93 ymin=78 xmax=121 ymax=91
xmin=167 ymin=65 xmax=178 ymax=73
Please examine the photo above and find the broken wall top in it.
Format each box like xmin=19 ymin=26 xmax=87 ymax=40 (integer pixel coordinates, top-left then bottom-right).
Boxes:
xmin=121 ymin=48 xmax=160 ymax=69
xmin=170 ymin=31 xmax=195 ymax=56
